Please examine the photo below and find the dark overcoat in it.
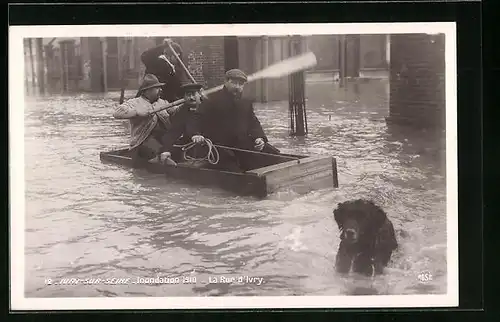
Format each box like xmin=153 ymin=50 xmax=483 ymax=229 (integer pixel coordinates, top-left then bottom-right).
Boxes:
xmin=139 ymin=44 xmax=188 ymax=102
xmin=186 ymin=87 xmax=268 ymax=148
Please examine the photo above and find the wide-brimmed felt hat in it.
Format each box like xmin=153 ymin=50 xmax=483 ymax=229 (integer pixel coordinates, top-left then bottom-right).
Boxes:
xmin=138 ymin=74 xmax=165 ymax=92
xmin=180 ymin=83 xmax=203 ymax=94
xmin=225 ymin=69 xmax=248 ymax=82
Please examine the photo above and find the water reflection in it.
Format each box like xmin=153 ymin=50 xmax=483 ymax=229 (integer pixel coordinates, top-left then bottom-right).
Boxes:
xmin=23 ymin=79 xmax=447 ymax=298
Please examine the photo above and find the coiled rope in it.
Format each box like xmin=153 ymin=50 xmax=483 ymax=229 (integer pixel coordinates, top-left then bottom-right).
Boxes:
xmin=173 ymin=138 xmax=220 ymax=165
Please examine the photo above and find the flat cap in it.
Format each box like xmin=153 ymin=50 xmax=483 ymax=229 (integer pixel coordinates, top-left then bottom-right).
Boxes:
xmin=225 ymin=69 xmax=248 ymax=82
xmin=180 ymin=83 xmax=203 ymax=94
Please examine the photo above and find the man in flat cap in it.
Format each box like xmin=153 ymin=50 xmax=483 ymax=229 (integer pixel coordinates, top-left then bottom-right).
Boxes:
xmin=138 ymin=38 xmax=189 ymax=102
xmin=187 ymin=68 xmax=280 ymax=172
xmin=113 ymin=74 xmax=183 ymax=165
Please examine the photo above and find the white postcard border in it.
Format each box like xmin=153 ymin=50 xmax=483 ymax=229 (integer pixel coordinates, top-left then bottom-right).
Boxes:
xmin=9 ymin=22 xmax=458 ymax=310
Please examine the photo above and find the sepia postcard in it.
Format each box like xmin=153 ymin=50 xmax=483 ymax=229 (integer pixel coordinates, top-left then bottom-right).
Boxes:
xmin=10 ymin=22 xmax=458 ymax=310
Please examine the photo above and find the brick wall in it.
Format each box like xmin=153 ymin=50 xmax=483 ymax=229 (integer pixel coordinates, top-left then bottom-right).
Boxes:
xmin=171 ymin=36 xmax=226 ymax=89
xmin=389 ymin=33 xmax=446 ymax=129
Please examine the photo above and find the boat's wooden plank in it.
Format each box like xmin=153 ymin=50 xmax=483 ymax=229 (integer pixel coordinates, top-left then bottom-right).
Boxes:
xmin=246 ymin=155 xmax=329 ymax=176
xmin=99 ymin=148 xmax=338 ymax=197
xmin=247 ymin=155 xmax=336 ymax=194
xmin=266 ymin=163 xmax=334 ymax=193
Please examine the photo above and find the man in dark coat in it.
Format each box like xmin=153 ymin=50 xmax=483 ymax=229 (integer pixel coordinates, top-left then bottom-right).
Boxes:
xmin=160 ymin=83 xmax=205 ymax=161
xmin=187 ymin=69 xmax=280 ymax=172
xmin=137 ymin=38 xmax=189 ymax=102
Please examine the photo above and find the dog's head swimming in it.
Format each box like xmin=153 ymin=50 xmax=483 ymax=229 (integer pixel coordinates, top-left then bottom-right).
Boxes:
xmin=333 ymin=199 xmax=389 ymax=245
xmin=333 ymin=199 xmax=398 ymax=276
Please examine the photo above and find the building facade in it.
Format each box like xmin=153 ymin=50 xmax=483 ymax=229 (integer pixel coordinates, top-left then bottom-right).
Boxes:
xmin=24 ymin=34 xmax=445 ymax=130
xmin=388 ymin=33 xmax=445 ymax=129
xmin=25 ymin=35 xmax=389 ymax=102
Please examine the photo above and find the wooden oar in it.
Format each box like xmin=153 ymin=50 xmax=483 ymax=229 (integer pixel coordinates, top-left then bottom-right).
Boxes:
xmin=166 ymin=40 xmax=205 ymax=105
xmin=150 ymin=51 xmax=318 ymax=114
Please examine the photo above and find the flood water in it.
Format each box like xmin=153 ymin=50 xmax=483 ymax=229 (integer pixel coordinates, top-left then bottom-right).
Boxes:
xmin=22 ymin=79 xmax=448 ymax=299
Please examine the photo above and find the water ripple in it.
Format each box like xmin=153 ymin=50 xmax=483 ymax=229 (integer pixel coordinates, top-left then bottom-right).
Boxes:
xmin=24 ymin=80 xmax=447 ymax=297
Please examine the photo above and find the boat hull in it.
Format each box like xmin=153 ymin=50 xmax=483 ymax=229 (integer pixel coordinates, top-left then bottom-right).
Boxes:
xmin=99 ymin=146 xmax=339 ymax=198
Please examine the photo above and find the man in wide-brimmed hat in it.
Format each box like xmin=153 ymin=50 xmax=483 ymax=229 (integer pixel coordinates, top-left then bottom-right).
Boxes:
xmin=186 ymin=69 xmax=280 ymax=172
xmin=138 ymin=38 xmax=189 ymax=102
xmin=113 ymin=74 xmax=182 ymax=164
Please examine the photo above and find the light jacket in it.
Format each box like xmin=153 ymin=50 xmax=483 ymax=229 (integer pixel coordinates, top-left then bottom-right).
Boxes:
xmin=113 ymin=96 xmax=174 ymax=150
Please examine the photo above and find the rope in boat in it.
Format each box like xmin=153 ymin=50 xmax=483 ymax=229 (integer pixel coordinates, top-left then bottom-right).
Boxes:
xmin=173 ymin=138 xmax=220 ymax=165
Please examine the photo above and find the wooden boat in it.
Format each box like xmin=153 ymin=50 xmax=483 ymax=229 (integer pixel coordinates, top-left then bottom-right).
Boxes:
xmin=100 ymin=145 xmax=339 ymax=198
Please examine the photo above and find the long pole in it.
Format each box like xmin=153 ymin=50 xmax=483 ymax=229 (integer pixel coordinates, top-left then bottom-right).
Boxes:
xmin=214 ymin=144 xmax=298 ymax=162
xmin=166 ymin=40 xmax=197 ymax=84
xmin=165 ymin=39 xmax=204 ymax=109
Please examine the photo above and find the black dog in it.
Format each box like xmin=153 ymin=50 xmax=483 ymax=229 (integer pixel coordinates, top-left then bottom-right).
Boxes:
xmin=333 ymin=199 xmax=398 ymax=276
